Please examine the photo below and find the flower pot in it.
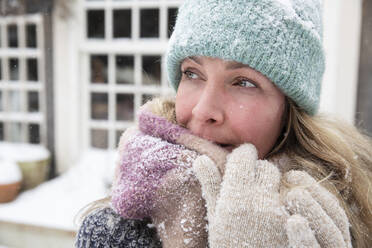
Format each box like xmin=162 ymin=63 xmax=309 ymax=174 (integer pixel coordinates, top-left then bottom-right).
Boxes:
xmin=18 ymin=158 xmax=50 ymax=190
xmin=0 ymin=142 xmax=50 ymax=190
xmin=0 ymin=181 xmax=21 ymax=203
xmin=0 ymin=159 xmax=22 ymax=203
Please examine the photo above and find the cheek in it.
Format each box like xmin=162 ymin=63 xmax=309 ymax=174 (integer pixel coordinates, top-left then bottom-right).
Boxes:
xmin=175 ymin=84 xmax=195 ymax=126
xmin=175 ymin=100 xmax=188 ymax=125
xmin=231 ymin=101 xmax=284 ymax=157
xmin=231 ymin=104 xmax=265 ymax=138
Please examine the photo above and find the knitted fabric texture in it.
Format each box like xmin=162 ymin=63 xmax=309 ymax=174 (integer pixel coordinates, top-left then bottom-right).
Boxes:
xmin=111 ymin=98 xmax=229 ymax=247
xmin=166 ymin=0 xmax=325 ymax=115
xmin=111 ymin=99 xmax=228 ymax=219
xmin=193 ymin=145 xmax=352 ymax=247
xmin=75 ymin=207 xmax=162 ymax=248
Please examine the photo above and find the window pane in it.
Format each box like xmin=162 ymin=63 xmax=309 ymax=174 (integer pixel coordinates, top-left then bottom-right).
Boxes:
xmin=91 ymin=55 xmax=108 ymax=84
xmin=9 ymin=58 xmax=19 ymax=81
xmin=116 ymin=55 xmax=134 ymax=84
xmin=142 ymin=56 xmax=161 ymax=85
xmin=116 ymin=129 xmax=125 ymax=147
xmin=91 ymin=93 xmax=108 ymax=120
xmin=87 ymin=10 xmax=105 ymax=38
xmin=0 ymin=91 xmax=2 ymax=111
xmin=9 ymin=122 xmax=22 ymax=142
xmin=27 ymin=58 xmax=38 ymax=81
xmin=28 ymin=123 xmax=40 ymax=144
xmin=116 ymin=94 xmax=134 ymax=121
xmin=168 ymin=8 xmax=178 ymax=38
xmin=140 ymin=9 xmax=159 ymax=38
xmin=0 ymin=59 xmax=2 ymax=80
xmin=142 ymin=94 xmax=157 ymax=105
xmin=26 ymin=24 xmax=37 ymax=48
xmin=7 ymin=24 xmax=18 ymax=48
xmin=0 ymin=122 xmax=3 ymax=141
xmin=27 ymin=91 xmax=39 ymax=112
xmin=113 ymin=9 xmax=131 ymax=38
xmin=9 ymin=90 xmax=21 ymax=112
xmin=91 ymin=129 xmax=108 ymax=149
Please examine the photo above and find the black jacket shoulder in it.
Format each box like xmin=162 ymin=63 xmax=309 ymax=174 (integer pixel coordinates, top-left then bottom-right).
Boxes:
xmin=75 ymin=207 xmax=162 ymax=248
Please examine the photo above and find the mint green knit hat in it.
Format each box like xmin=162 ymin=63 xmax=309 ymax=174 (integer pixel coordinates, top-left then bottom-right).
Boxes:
xmin=166 ymin=0 xmax=325 ymax=115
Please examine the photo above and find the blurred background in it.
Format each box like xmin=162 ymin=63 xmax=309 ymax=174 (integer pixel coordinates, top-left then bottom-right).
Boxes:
xmin=0 ymin=0 xmax=370 ymax=247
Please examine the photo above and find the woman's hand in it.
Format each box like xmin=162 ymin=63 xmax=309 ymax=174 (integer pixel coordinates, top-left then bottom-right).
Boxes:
xmin=112 ymin=128 xmax=208 ymax=248
xmin=283 ymin=170 xmax=352 ymax=248
xmin=112 ymin=98 xmax=230 ymax=248
xmin=193 ymin=144 xmax=352 ymax=248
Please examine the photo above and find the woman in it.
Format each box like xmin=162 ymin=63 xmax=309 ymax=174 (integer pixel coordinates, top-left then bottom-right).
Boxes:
xmin=76 ymin=0 xmax=372 ymax=247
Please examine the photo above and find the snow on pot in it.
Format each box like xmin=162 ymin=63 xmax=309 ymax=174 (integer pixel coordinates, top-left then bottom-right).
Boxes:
xmin=0 ymin=159 xmax=22 ymax=203
xmin=0 ymin=142 xmax=50 ymax=190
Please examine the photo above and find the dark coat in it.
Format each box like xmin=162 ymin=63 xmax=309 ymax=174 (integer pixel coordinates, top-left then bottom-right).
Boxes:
xmin=75 ymin=207 xmax=162 ymax=248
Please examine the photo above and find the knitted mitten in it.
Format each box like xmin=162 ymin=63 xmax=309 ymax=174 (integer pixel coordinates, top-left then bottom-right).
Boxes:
xmin=283 ymin=170 xmax=352 ymax=248
xmin=112 ymin=98 xmax=228 ymax=248
xmin=193 ymin=144 xmax=352 ymax=248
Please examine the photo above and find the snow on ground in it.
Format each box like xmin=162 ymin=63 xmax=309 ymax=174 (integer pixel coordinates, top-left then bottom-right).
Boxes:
xmin=0 ymin=148 xmax=117 ymax=231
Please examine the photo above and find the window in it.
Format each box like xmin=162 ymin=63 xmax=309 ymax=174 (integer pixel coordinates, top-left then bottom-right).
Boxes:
xmin=82 ymin=0 xmax=181 ymax=149
xmin=113 ymin=9 xmax=131 ymax=38
xmin=0 ymin=14 xmax=45 ymax=144
xmin=87 ymin=10 xmax=105 ymax=39
xmin=140 ymin=8 xmax=159 ymax=38
xmin=116 ymin=55 xmax=134 ymax=85
xmin=167 ymin=8 xmax=178 ymax=38
xmin=7 ymin=24 xmax=18 ymax=48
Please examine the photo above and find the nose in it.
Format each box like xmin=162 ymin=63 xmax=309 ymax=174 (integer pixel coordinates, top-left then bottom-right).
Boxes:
xmin=191 ymin=83 xmax=224 ymax=125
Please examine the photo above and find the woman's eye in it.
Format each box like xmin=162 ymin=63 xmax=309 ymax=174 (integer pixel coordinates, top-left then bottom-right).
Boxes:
xmin=183 ymin=70 xmax=199 ymax=79
xmin=236 ymin=79 xmax=256 ymax=88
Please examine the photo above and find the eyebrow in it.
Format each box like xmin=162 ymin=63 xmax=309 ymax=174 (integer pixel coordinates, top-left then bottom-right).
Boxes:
xmin=187 ymin=56 xmax=203 ymax=65
xmin=225 ymin=61 xmax=251 ymax=70
xmin=187 ymin=56 xmax=251 ymax=70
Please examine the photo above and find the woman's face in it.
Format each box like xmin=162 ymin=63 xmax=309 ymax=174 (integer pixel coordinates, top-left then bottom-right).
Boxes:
xmin=176 ymin=56 xmax=286 ymax=158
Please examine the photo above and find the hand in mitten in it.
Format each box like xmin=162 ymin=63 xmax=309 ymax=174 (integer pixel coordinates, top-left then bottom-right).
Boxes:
xmin=112 ymin=128 xmax=206 ymax=247
xmin=193 ymin=144 xmax=352 ymax=248
xmin=193 ymin=144 xmax=290 ymax=247
xmin=283 ymin=170 xmax=352 ymax=248
xmin=112 ymin=100 xmax=229 ymax=248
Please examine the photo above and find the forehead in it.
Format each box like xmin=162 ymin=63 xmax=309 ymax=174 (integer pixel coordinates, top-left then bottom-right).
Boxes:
xmin=184 ymin=56 xmax=251 ymax=69
xmin=183 ymin=56 xmax=277 ymax=85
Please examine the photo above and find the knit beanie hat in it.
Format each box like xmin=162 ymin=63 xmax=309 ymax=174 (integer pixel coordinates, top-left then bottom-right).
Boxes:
xmin=166 ymin=0 xmax=325 ymax=115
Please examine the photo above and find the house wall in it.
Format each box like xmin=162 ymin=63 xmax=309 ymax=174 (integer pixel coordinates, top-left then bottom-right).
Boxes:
xmin=53 ymin=0 xmax=82 ymax=174
xmin=320 ymin=0 xmax=362 ymax=124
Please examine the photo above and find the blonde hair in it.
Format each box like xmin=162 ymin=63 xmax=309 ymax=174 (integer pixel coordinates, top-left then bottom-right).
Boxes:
xmin=270 ymin=98 xmax=372 ymax=248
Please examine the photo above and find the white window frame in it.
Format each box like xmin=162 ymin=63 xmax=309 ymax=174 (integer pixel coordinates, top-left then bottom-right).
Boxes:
xmin=80 ymin=0 xmax=182 ymax=150
xmin=0 ymin=14 xmax=46 ymax=144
